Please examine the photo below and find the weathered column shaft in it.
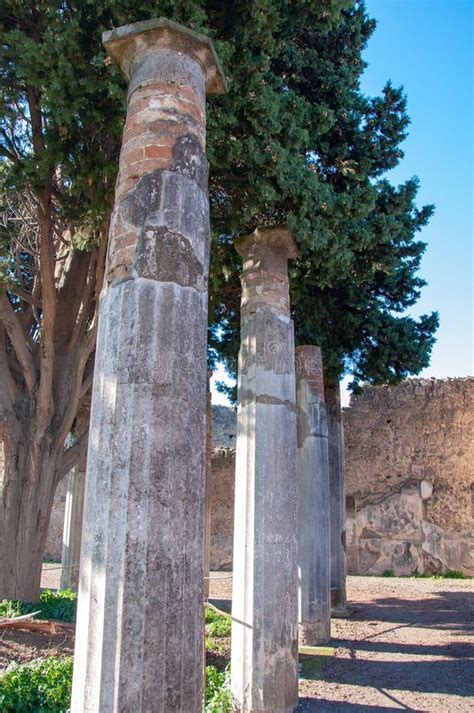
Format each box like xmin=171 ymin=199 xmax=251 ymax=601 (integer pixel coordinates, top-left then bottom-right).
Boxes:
xmin=71 ymin=19 xmax=226 ymax=713
xmin=204 ymin=369 xmax=212 ymax=600
xmin=231 ymin=226 xmax=299 ymax=713
xmin=325 ymin=381 xmax=348 ymax=613
xmin=60 ymin=465 xmax=86 ymax=592
xmin=296 ymin=346 xmax=331 ymax=645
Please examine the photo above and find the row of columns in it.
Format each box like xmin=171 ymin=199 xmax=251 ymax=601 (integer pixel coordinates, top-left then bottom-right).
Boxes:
xmin=68 ymin=17 xmax=346 ymax=713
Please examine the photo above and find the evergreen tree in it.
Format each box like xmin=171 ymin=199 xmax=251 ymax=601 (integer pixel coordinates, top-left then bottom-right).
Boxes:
xmin=210 ymin=2 xmax=438 ymax=395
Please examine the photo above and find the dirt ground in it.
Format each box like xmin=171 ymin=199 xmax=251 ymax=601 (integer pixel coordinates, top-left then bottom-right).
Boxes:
xmin=1 ymin=567 xmax=472 ymax=713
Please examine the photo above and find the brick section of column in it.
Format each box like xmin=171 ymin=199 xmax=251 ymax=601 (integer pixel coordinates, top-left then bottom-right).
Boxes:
xmin=296 ymin=346 xmax=331 ymax=645
xmin=71 ymin=18 xmax=226 ymax=713
xmin=325 ymin=381 xmax=349 ymax=614
xmin=231 ymin=226 xmax=299 ymax=713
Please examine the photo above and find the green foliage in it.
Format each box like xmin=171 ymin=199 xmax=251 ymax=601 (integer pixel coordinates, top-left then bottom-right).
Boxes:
xmin=0 ymin=657 xmax=73 ymax=713
xmin=0 ymin=657 xmax=231 ymax=712
xmin=382 ymin=569 xmax=395 ymax=577
xmin=210 ymin=2 xmax=438 ymax=392
xmin=205 ymin=606 xmax=232 ymax=637
xmin=413 ymin=570 xmax=467 ymax=580
xmin=0 ymin=589 xmax=77 ymax=623
xmin=205 ymin=665 xmax=232 ymax=712
xmin=204 ymin=606 xmax=231 ymax=656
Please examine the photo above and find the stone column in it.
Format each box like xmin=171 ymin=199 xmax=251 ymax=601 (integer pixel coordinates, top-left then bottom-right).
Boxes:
xmin=204 ymin=369 xmax=212 ymax=600
xmin=60 ymin=465 xmax=86 ymax=592
xmin=231 ymin=226 xmax=299 ymax=713
xmin=325 ymin=381 xmax=348 ymax=615
xmin=71 ymin=19 xmax=226 ymax=713
xmin=296 ymin=346 xmax=331 ymax=645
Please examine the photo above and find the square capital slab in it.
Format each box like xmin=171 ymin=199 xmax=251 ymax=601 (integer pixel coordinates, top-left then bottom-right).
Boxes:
xmin=103 ymin=17 xmax=227 ymax=94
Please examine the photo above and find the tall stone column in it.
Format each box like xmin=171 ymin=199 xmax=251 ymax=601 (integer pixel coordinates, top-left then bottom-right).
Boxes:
xmin=204 ymin=369 xmax=212 ymax=600
xmin=231 ymin=226 xmax=299 ymax=713
xmin=296 ymin=346 xmax=331 ymax=645
xmin=71 ymin=19 xmax=226 ymax=713
xmin=60 ymin=465 xmax=86 ymax=592
xmin=325 ymin=381 xmax=348 ymax=615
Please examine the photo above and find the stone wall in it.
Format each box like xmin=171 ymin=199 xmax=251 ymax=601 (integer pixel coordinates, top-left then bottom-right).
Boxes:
xmin=344 ymin=378 xmax=474 ymax=576
xmin=43 ymin=379 xmax=474 ymax=575
xmin=209 ymin=448 xmax=235 ymax=570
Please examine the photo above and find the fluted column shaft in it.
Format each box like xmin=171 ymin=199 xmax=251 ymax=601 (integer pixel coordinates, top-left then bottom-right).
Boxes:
xmin=231 ymin=226 xmax=299 ymax=713
xmin=60 ymin=466 xmax=86 ymax=592
xmin=204 ymin=369 xmax=212 ymax=600
xmin=296 ymin=346 xmax=331 ymax=645
xmin=71 ymin=18 xmax=226 ymax=713
xmin=325 ymin=381 xmax=348 ymax=614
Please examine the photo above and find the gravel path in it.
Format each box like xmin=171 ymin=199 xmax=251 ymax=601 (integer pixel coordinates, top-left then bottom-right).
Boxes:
xmin=41 ymin=568 xmax=473 ymax=711
xmin=298 ymin=576 xmax=473 ymax=712
xmin=207 ymin=573 xmax=473 ymax=712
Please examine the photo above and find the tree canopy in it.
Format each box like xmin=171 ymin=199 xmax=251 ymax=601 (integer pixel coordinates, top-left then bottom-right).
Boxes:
xmin=207 ymin=0 xmax=439 ymax=392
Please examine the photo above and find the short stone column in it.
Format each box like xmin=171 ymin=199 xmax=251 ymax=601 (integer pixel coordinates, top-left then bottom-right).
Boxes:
xmin=60 ymin=465 xmax=86 ymax=592
xmin=71 ymin=19 xmax=226 ymax=713
xmin=325 ymin=381 xmax=348 ymax=614
xmin=231 ymin=226 xmax=299 ymax=713
xmin=296 ymin=346 xmax=331 ymax=645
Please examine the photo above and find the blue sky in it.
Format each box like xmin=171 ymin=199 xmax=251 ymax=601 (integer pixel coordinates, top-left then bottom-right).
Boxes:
xmin=212 ymin=0 xmax=473 ymax=406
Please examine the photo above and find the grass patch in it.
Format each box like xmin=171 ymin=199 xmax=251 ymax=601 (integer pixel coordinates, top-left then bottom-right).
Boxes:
xmin=413 ymin=570 xmax=467 ymax=580
xmin=0 ymin=589 xmax=77 ymax=623
xmin=374 ymin=570 xmax=470 ymax=580
xmin=299 ymin=647 xmax=333 ymax=680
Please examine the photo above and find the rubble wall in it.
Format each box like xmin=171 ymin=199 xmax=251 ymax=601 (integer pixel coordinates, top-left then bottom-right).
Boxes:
xmin=344 ymin=378 xmax=474 ymax=576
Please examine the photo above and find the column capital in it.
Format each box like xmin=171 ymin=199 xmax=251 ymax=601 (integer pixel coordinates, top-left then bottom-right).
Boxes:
xmin=235 ymin=225 xmax=298 ymax=261
xmin=103 ymin=17 xmax=227 ymax=94
xmin=295 ymin=345 xmax=325 ymax=400
xmin=236 ymin=225 xmax=298 ymax=317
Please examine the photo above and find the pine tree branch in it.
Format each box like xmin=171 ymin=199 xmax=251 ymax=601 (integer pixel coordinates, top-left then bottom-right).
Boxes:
xmin=36 ymin=201 xmax=57 ymax=431
xmin=0 ymin=291 xmax=36 ymax=395
xmin=15 ymin=287 xmax=42 ymax=309
xmin=22 ymin=81 xmax=58 ymax=432
xmin=54 ymin=346 xmax=92 ymax=451
xmin=0 ymin=325 xmax=19 ymax=425
xmin=58 ymin=427 xmax=88 ymax=481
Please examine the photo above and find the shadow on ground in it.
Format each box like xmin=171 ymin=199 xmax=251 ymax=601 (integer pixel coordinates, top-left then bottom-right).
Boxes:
xmin=299 ymin=588 xmax=474 ymax=709
xmin=351 ymin=590 xmax=474 ymax=632
xmin=298 ymin=699 xmax=402 ymax=712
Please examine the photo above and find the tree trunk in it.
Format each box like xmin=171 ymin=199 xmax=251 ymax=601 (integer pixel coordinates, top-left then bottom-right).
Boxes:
xmin=0 ymin=438 xmax=58 ymax=601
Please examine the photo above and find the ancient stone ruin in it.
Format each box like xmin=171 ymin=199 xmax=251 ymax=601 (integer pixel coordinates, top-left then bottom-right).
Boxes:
xmin=75 ymin=376 xmax=465 ymax=581
xmin=24 ymin=18 xmax=471 ymax=713
xmin=46 ymin=376 xmax=474 ymax=582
